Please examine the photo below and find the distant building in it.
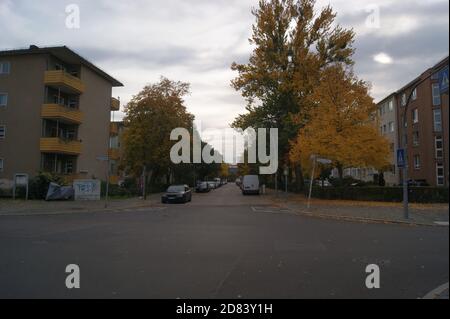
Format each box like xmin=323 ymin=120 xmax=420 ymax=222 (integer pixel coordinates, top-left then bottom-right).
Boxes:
xmin=377 ymin=93 xmax=400 ymax=186
xmin=0 ymin=45 xmax=123 ymax=188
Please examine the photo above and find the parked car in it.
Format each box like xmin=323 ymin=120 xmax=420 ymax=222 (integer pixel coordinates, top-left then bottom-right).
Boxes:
xmin=235 ymin=178 xmax=241 ymax=187
xmin=161 ymin=185 xmax=192 ymax=203
xmin=315 ymin=179 xmax=332 ymax=187
xmin=195 ymin=181 xmax=210 ymax=193
xmin=214 ymin=178 xmax=221 ymax=188
xmin=207 ymin=181 xmax=217 ymax=189
xmin=242 ymin=175 xmax=260 ymax=195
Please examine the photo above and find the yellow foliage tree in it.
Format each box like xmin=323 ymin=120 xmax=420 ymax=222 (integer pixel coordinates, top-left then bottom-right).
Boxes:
xmin=290 ymin=65 xmax=390 ymax=180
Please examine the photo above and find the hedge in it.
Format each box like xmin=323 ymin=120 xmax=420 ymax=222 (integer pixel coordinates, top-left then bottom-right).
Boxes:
xmin=307 ymin=186 xmax=449 ymax=203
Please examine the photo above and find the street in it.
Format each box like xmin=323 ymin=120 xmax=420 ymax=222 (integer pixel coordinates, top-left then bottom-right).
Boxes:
xmin=0 ymin=184 xmax=448 ymax=299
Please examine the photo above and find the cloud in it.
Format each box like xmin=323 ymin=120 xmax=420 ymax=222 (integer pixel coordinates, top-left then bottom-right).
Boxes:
xmin=1 ymin=0 xmax=449 ymax=150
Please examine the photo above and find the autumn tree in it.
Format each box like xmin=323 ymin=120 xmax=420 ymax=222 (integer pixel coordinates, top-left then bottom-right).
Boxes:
xmin=122 ymin=77 xmax=194 ymax=191
xmin=231 ymin=0 xmax=355 ymax=190
xmin=289 ymin=65 xmax=390 ymax=181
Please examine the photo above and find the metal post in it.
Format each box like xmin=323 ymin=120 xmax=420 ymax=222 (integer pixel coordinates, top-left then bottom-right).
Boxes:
xmin=142 ymin=165 xmax=147 ymax=200
xmin=275 ymin=172 xmax=278 ymax=194
xmin=307 ymin=156 xmax=316 ymax=210
xmin=403 ymin=166 xmax=408 ymax=219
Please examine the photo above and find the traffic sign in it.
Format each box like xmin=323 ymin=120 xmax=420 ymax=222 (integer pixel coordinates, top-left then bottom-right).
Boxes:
xmin=438 ymin=65 xmax=449 ymax=94
xmin=397 ymin=149 xmax=406 ymax=168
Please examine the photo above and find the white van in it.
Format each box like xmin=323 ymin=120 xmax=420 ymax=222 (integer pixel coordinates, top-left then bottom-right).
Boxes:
xmin=242 ymin=175 xmax=260 ymax=195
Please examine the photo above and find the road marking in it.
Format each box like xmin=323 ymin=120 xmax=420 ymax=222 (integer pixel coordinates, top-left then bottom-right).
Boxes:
xmin=423 ymin=282 xmax=449 ymax=299
xmin=434 ymin=221 xmax=449 ymax=226
xmin=251 ymin=206 xmax=293 ymax=214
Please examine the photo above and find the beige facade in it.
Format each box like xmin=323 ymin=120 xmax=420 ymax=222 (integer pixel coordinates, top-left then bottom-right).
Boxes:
xmin=0 ymin=45 xmax=123 ymax=187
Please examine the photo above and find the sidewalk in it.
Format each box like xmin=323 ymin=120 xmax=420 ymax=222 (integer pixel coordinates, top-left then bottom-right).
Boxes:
xmin=0 ymin=193 xmax=163 ymax=216
xmin=267 ymin=190 xmax=449 ymax=227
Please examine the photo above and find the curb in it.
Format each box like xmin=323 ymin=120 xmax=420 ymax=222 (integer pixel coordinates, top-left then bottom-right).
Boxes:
xmin=291 ymin=209 xmax=448 ymax=227
xmin=0 ymin=202 xmax=160 ymax=217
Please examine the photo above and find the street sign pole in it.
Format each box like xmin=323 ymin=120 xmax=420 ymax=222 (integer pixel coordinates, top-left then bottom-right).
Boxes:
xmin=307 ymin=156 xmax=316 ymax=210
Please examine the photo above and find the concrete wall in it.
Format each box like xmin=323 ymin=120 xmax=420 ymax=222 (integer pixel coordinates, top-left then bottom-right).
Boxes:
xmin=77 ymin=65 xmax=112 ymax=180
xmin=0 ymin=55 xmax=46 ymax=182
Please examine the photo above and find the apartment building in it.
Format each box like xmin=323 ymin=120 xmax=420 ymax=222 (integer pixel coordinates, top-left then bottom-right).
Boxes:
xmin=377 ymin=93 xmax=400 ymax=186
xmin=395 ymin=56 xmax=449 ymax=187
xmin=0 ymin=45 xmax=123 ymax=187
xmin=109 ymin=121 xmax=125 ymax=184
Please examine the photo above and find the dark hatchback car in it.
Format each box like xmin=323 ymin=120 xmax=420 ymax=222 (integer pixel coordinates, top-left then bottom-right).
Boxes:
xmin=161 ymin=185 xmax=192 ymax=203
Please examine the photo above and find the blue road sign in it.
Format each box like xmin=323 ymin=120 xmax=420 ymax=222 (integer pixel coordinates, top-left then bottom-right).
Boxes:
xmin=438 ymin=65 xmax=449 ymax=94
xmin=397 ymin=149 xmax=406 ymax=168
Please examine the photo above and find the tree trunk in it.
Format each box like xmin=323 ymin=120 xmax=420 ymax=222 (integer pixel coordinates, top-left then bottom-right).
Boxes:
xmin=295 ymin=163 xmax=304 ymax=192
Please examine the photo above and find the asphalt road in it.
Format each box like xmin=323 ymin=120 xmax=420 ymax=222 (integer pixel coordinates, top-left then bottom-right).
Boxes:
xmin=0 ymin=184 xmax=448 ymax=299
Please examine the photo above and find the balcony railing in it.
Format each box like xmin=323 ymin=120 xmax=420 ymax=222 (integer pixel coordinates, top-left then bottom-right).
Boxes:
xmin=44 ymin=70 xmax=85 ymax=94
xmin=110 ymin=122 xmax=119 ymax=135
xmin=40 ymin=137 xmax=82 ymax=155
xmin=108 ymin=148 xmax=120 ymax=160
xmin=111 ymin=97 xmax=120 ymax=111
xmin=41 ymin=104 xmax=83 ymax=124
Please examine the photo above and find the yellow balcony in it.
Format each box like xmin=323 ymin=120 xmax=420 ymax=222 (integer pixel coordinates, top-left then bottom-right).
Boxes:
xmin=111 ymin=97 xmax=120 ymax=111
xmin=110 ymin=122 xmax=119 ymax=135
xmin=44 ymin=70 xmax=85 ymax=94
xmin=41 ymin=104 xmax=83 ymax=124
xmin=108 ymin=148 xmax=120 ymax=160
xmin=40 ymin=138 xmax=82 ymax=155
xmin=109 ymin=175 xmax=120 ymax=185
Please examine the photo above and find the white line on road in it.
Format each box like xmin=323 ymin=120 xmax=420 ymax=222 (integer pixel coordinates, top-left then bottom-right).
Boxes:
xmin=434 ymin=221 xmax=449 ymax=226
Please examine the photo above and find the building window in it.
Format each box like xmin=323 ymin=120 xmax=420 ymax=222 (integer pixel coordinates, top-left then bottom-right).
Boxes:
xmin=0 ymin=61 xmax=10 ymax=74
xmin=383 ymin=124 xmax=387 ymax=134
xmin=0 ymin=125 xmax=5 ymax=138
xmin=401 ymin=93 xmax=406 ymax=106
xmin=414 ymin=155 xmax=420 ymax=170
xmin=389 ymin=122 xmax=395 ymax=132
xmin=413 ymin=131 xmax=419 ymax=146
xmin=433 ymin=108 xmax=442 ymax=132
xmin=411 ymin=88 xmax=417 ymax=100
xmin=0 ymin=158 xmax=3 ymax=172
xmin=435 ymin=136 xmax=443 ymax=159
xmin=436 ymin=163 xmax=444 ymax=186
xmin=388 ymin=100 xmax=394 ymax=112
xmin=432 ymin=83 xmax=441 ymax=106
xmin=0 ymin=93 xmax=7 ymax=107
xmin=412 ymin=108 xmax=419 ymax=124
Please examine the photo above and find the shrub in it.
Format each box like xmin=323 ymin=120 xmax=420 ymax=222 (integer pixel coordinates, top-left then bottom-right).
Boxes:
xmin=306 ymin=186 xmax=449 ymax=203
xmin=28 ymin=171 xmax=65 ymax=199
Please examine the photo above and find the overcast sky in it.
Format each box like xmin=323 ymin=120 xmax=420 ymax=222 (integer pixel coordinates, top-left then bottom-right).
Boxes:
xmin=1 ymin=0 xmax=449 ymax=154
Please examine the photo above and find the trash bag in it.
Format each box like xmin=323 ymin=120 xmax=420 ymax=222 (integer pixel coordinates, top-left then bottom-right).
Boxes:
xmin=45 ymin=182 xmax=75 ymax=201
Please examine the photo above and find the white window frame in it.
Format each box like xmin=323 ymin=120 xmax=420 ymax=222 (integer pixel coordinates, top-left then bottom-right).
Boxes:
xmin=435 ymin=136 xmax=443 ymax=159
xmin=413 ymin=131 xmax=419 ymax=146
xmin=412 ymin=108 xmax=419 ymax=124
xmin=414 ymin=155 xmax=420 ymax=170
xmin=411 ymin=88 xmax=417 ymax=100
xmin=0 ymin=61 xmax=10 ymax=75
xmin=401 ymin=93 xmax=406 ymax=106
xmin=436 ymin=163 xmax=444 ymax=186
xmin=0 ymin=125 xmax=5 ymax=139
xmin=432 ymin=83 xmax=441 ymax=106
xmin=433 ymin=108 xmax=442 ymax=132
xmin=0 ymin=93 xmax=7 ymax=107
xmin=388 ymin=100 xmax=394 ymax=112
xmin=389 ymin=122 xmax=395 ymax=133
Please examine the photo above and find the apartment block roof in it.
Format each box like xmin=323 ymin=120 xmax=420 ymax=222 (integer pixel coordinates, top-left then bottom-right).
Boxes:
xmin=0 ymin=45 xmax=123 ymax=87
